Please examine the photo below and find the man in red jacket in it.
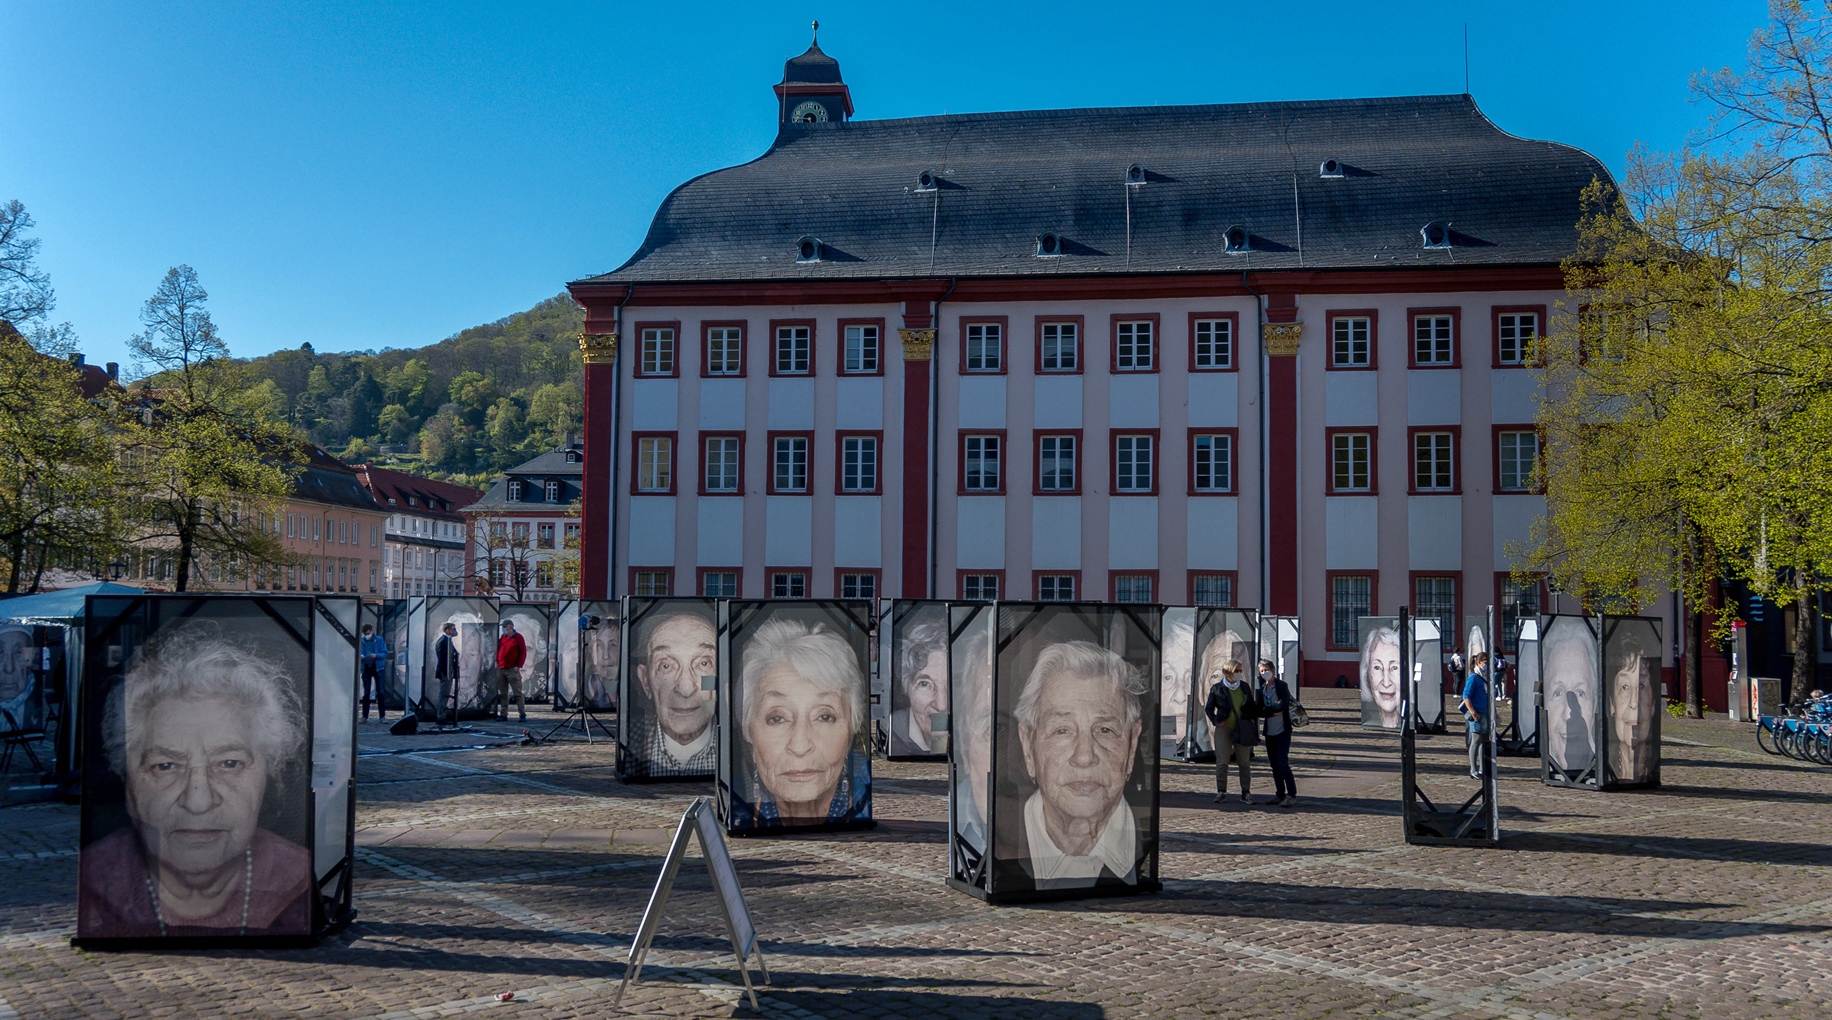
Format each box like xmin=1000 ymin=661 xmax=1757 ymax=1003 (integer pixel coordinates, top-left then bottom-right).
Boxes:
xmin=496 ymin=619 xmax=528 ymax=723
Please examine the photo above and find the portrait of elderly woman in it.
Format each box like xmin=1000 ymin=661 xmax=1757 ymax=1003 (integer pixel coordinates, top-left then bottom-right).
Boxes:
xmin=950 ymin=612 xmax=996 ymax=872
xmin=0 ymin=625 xmax=41 ymax=734
xmin=1002 ymin=640 xmax=1151 ymax=891
xmin=1159 ymin=613 xmax=1194 ymax=757
xmin=1359 ymin=623 xmax=1403 ymax=730
xmin=1604 ymin=622 xmax=1661 ymax=784
xmin=890 ymin=613 xmax=950 ymax=758
xmin=1191 ymin=624 xmax=1248 ymax=757
xmin=79 ymin=627 xmax=311 ymax=939
xmin=1542 ymin=618 xmax=1600 ymax=776
xmin=729 ymin=613 xmax=872 ymax=829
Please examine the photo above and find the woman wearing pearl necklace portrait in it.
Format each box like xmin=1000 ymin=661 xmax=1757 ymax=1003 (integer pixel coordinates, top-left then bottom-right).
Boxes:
xmin=79 ymin=626 xmax=312 ymax=939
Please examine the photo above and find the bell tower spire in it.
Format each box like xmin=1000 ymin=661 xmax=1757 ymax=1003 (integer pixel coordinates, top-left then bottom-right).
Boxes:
xmin=774 ymin=23 xmax=852 ymax=128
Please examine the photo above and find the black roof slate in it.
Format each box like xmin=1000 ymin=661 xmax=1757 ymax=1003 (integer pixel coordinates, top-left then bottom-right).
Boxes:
xmin=576 ymin=94 xmax=1612 ymax=284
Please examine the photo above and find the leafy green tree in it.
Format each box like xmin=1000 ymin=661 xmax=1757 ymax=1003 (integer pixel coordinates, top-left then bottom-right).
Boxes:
xmin=126 ymin=266 xmax=303 ymax=592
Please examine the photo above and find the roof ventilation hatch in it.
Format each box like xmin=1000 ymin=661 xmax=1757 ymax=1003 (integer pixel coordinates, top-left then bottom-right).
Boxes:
xmin=1036 ymin=233 xmax=1062 ymax=257
xmin=1224 ymin=225 xmax=1250 ymax=254
xmin=796 ymin=235 xmax=825 ymax=262
xmin=1421 ymin=221 xmax=1452 ymax=249
xmin=1320 ymin=158 xmax=1344 ymax=179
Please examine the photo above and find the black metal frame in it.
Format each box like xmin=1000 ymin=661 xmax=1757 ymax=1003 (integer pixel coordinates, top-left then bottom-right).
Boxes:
xmin=72 ymin=594 xmax=357 ymax=949
xmin=716 ymin=599 xmax=876 ymax=836
xmin=1177 ymin=607 xmax=1260 ymax=762
xmin=1402 ymin=606 xmax=1500 ymax=847
xmin=946 ymin=601 xmax=1163 ymax=905
xmin=1498 ymin=617 xmax=1540 ymax=757
xmin=615 ymin=596 xmax=720 ymax=780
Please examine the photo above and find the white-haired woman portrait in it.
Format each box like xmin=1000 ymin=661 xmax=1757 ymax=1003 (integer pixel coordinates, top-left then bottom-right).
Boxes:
xmin=1359 ymin=624 xmax=1403 ymax=730
xmin=79 ymin=626 xmax=311 ymax=938
xmin=889 ymin=615 xmax=948 ymax=757
xmin=0 ymin=625 xmax=38 ymax=733
xmin=732 ymin=615 xmax=870 ymax=828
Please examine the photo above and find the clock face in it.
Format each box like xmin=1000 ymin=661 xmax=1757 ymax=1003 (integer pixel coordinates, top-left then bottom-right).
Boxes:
xmin=790 ymin=100 xmax=829 ymax=124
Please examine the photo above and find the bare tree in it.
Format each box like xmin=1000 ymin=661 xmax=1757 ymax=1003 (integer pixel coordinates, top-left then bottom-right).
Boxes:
xmin=0 ymin=200 xmax=54 ymax=328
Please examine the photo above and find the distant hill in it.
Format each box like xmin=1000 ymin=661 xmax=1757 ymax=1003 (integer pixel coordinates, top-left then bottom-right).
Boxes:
xmin=241 ymin=293 xmax=584 ymax=487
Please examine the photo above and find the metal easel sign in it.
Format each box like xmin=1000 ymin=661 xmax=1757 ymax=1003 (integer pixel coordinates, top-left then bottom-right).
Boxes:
xmin=615 ymin=796 xmax=768 ymax=1009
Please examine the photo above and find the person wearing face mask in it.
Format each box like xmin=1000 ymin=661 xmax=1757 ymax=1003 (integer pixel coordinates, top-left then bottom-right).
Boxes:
xmin=1202 ymin=655 xmax=1258 ymax=805
xmin=1256 ymin=660 xmax=1297 ymax=808
xmin=1460 ymin=652 xmax=1491 ymax=779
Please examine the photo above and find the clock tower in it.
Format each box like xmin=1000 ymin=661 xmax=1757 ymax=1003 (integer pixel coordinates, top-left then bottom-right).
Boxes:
xmin=775 ymin=22 xmax=853 ymax=128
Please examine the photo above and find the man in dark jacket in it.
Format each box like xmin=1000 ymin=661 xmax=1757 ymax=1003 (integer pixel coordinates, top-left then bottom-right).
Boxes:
xmin=434 ymin=622 xmax=458 ymax=724
xmin=497 ymin=619 xmax=528 ymax=723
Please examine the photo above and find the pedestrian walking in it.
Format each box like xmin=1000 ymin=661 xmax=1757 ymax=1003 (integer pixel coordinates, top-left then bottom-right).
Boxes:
xmin=496 ymin=619 xmax=528 ymax=723
xmin=1460 ymin=651 xmax=1491 ymax=779
xmin=359 ymin=623 xmax=388 ymax=722
xmin=1204 ymin=658 xmax=1258 ymax=804
xmin=434 ymin=622 xmax=458 ymax=724
xmin=1258 ymin=659 xmax=1298 ymax=807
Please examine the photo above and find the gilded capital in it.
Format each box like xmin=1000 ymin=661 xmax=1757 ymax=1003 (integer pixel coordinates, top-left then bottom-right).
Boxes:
xmin=578 ymin=332 xmax=619 ymax=366
xmin=898 ymin=328 xmax=937 ymax=361
xmin=1262 ymin=321 xmax=1303 ymax=357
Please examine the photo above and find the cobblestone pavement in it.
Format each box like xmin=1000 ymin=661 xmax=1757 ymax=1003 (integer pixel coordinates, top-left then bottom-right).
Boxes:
xmin=1 ymin=691 xmax=1828 ymax=1019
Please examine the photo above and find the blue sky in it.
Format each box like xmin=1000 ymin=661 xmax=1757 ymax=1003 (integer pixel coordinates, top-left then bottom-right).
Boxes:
xmin=1 ymin=1 xmax=1766 ymax=371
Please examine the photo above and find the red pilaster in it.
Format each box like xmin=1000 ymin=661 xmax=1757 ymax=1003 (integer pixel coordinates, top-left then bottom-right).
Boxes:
xmin=898 ymin=308 xmax=935 ymax=598
xmin=570 ymin=291 xmax=624 ymax=601
xmin=1265 ymin=293 xmax=1301 ymax=617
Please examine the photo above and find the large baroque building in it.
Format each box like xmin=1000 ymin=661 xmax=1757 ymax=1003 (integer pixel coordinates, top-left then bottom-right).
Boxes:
xmin=565 ymin=38 xmax=1680 ymax=685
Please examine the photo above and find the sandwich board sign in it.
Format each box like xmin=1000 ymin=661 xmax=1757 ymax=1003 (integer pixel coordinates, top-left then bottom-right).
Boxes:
xmin=615 ymin=796 xmax=768 ymax=1009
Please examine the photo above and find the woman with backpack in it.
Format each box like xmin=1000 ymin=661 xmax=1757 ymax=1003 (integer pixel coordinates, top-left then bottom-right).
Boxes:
xmin=1257 ymin=659 xmax=1299 ymax=808
xmin=1203 ymin=657 xmax=1258 ymax=805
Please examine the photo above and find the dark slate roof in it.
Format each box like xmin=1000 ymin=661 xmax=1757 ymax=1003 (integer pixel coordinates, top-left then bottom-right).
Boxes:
xmin=783 ymin=41 xmax=842 ymax=84
xmin=575 ymin=94 xmax=1612 ymax=284
xmin=465 ymin=445 xmax=585 ymax=512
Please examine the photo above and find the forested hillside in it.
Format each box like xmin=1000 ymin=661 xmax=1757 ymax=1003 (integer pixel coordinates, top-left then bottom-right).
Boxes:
xmin=242 ymin=293 xmax=584 ymax=487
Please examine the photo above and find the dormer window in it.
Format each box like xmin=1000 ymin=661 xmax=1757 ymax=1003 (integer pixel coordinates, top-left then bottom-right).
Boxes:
xmin=796 ymin=236 xmax=824 ymax=263
xmin=1224 ymin=226 xmax=1250 ymax=254
xmin=545 ymin=480 xmax=560 ymax=502
xmin=1320 ymin=159 xmax=1344 ymax=178
xmin=507 ymin=480 xmax=523 ymax=501
xmin=406 ymin=496 xmax=417 ymax=507
xmin=564 ymin=449 xmax=582 ymax=464
xmin=1421 ymin=221 xmax=1452 ymax=249
xmin=1036 ymin=233 xmax=1062 ymax=257
xmin=1125 ymin=163 xmax=1147 ymax=186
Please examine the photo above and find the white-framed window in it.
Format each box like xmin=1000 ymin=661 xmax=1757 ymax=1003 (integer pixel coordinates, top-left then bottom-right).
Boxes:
xmin=1498 ymin=430 xmax=1539 ymax=491
xmin=773 ymin=436 xmax=809 ymax=492
xmin=839 ymin=572 xmax=876 ymax=599
xmin=1115 ymin=320 xmax=1154 ymax=371
xmin=1114 ymin=575 xmax=1153 ymax=603
xmin=544 ymin=480 xmax=560 ymax=502
xmin=702 ymin=571 xmax=738 ymax=597
xmin=1332 ymin=316 xmax=1372 ymax=367
xmin=634 ymin=570 xmax=670 ymax=596
xmin=1038 ymin=574 xmax=1076 ymax=601
xmin=705 ymin=436 xmax=741 ymax=493
xmin=1497 ymin=312 xmax=1537 ymax=365
xmin=775 ymin=325 xmax=811 ymax=374
xmin=1192 ymin=574 xmax=1233 ymax=607
xmin=1038 ymin=435 xmax=1077 ymax=493
xmin=1192 ymin=433 xmax=1232 ymax=492
xmin=1193 ymin=318 xmax=1233 ymax=369
xmin=640 ymin=327 xmax=676 ymax=375
xmin=538 ymin=522 xmax=555 ymax=547
xmin=1414 ymin=431 xmax=1454 ymax=491
xmin=512 ymin=522 xmax=530 ymax=543
xmin=707 ymin=325 xmax=744 ymax=375
xmin=962 ymin=574 xmax=999 ymax=600
xmin=770 ymin=571 xmax=808 ymax=598
xmin=1332 ymin=433 xmax=1371 ymax=491
xmin=964 ymin=435 xmax=1001 ymax=492
xmin=1413 ymin=314 xmax=1454 ymax=366
xmin=965 ymin=322 xmax=1002 ymax=372
xmin=841 ymin=436 xmax=878 ymax=493
xmin=1040 ymin=321 xmax=1078 ymax=372
xmin=1115 ymin=434 xmax=1154 ymax=493
xmin=507 ymin=480 xmax=524 ymax=501
xmin=637 ymin=437 xmax=673 ymax=492
xmin=843 ymin=324 xmax=879 ymax=374
xmin=1331 ymin=575 xmax=1372 ymax=648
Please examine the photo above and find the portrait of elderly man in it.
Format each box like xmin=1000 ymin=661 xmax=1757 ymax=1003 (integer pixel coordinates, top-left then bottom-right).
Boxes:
xmin=1542 ymin=619 xmax=1600 ymax=775
xmin=79 ymin=626 xmax=311 ymax=938
xmin=1605 ymin=625 xmax=1660 ymax=783
xmin=1007 ymin=640 xmax=1149 ymax=889
xmin=951 ymin=617 xmax=996 ymax=865
xmin=890 ymin=616 xmax=949 ymax=758
xmin=0 ymin=625 xmax=40 ymax=734
xmin=1159 ymin=614 xmax=1194 ymax=756
xmin=731 ymin=615 xmax=871 ymax=829
xmin=1360 ymin=624 xmax=1403 ymax=730
xmin=584 ymin=611 xmax=619 ymax=710
xmin=630 ymin=607 xmax=718 ymax=775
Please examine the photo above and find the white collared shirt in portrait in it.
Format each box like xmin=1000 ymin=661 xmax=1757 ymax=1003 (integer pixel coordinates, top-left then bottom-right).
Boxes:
xmin=1022 ymin=791 xmax=1137 ymax=885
